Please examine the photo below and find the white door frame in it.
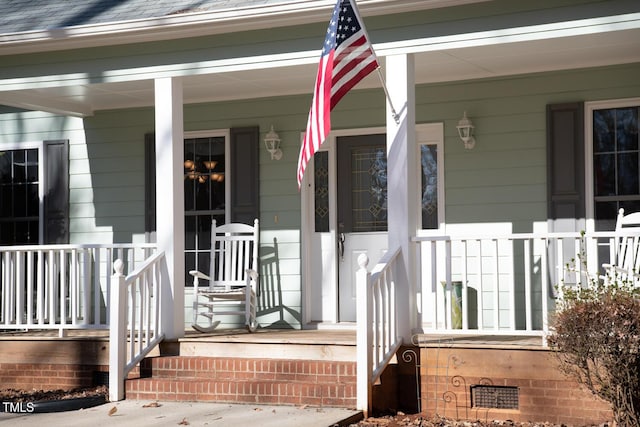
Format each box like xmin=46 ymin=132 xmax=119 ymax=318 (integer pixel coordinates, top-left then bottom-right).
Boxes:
xmin=301 ymin=126 xmax=385 ymax=328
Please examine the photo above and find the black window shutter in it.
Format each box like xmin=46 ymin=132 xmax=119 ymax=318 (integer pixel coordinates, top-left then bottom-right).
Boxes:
xmin=43 ymin=139 xmax=69 ymax=244
xmin=546 ymin=102 xmax=585 ymax=225
xmin=230 ymin=126 xmax=260 ymax=224
xmin=144 ymin=133 xmax=156 ymax=233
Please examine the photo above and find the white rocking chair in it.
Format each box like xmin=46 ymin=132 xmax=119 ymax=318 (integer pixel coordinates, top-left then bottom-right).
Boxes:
xmin=602 ymin=208 xmax=640 ymax=286
xmin=191 ymin=219 xmax=259 ymax=333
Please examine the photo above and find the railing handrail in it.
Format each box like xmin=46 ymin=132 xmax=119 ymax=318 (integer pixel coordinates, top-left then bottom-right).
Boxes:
xmin=123 ymin=251 xmax=165 ymax=284
xmin=370 ymin=246 xmax=401 ymax=277
xmin=0 ymin=243 xmax=157 ymax=251
xmin=412 ymin=230 xmax=630 ymax=242
xmin=357 ymin=245 xmax=403 ymax=417
xmin=109 ymin=251 xmax=166 ymax=402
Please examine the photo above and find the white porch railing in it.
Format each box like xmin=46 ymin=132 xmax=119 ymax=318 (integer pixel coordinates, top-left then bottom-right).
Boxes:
xmin=413 ymin=230 xmax=624 ymax=343
xmin=0 ymin=243 xmax=156 ymax=336
xmin=109 ymin=251 xmax=166 ymax=402
xmin=356 ymin=247 xmax=403 ymax=416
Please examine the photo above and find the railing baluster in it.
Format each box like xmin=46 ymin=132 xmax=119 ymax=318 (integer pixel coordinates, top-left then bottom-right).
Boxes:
xmin=541 ymin=238 xmax=549 ymax=345
xmin=507 ymin=239 xmax=516 ymax=330
xmin=461 ymin=239 xmax=468 ymax=330
xmin=524 ymin=239 xmax=532 ymax=331
xmin=491 ymin=239 xmax=499 ymax=330
xmin=477 ymin=239 xmax=484 ymax=331
xmin=70 ymin=249 xmax=77 ymax=325
xmin=26 ymin=251 xmax=34 ymax=325
xmin=0 ymin=252 xmax=5 ymax=324
xmin=107 ymin=248 xmax=114 ymax=325
xmin=16 ymin=251 xmax=24 ymax=325
xmin=94 ymin=248 xmax=102 ymax=326
xmin=37 ymin=249 xmax=44 ymax=325
xmin=60 ymin=249 xmax=67 ymax=329
xmin=48 ymin=250 xmax=55 ymax=325
xmin=129 ymin=282 xmax=136 ymax=363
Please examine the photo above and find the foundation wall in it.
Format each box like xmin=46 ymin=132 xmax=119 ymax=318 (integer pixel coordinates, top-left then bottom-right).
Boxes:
xmin=420 ymin=347 xmax=612 ymax=426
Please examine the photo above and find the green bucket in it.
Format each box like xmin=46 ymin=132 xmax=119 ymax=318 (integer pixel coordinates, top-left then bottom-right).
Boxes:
xmin=451 ymin=281 xmax=463 ymax=329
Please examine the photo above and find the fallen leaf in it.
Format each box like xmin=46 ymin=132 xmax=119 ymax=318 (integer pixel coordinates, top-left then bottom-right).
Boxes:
xmin=299 ymin=404 xmax=308 ymax=410
xmin=143 ymin=401 xmax=161 ymax=408
xmin=178 ymin=418 xmax=189 ymax=425
xmin=108 ymin=406 xmax=118 ymax=416
xmin=253 ymin=407 xmax=263 ymax=412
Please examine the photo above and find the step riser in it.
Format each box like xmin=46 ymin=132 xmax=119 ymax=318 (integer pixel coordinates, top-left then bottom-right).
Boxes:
xmin=126 ymin=357 xmax=357 ymax=408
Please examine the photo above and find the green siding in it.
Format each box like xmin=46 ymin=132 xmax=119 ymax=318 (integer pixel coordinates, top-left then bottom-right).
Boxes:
xmin=2 ymin=62 xmax=640 ymax=329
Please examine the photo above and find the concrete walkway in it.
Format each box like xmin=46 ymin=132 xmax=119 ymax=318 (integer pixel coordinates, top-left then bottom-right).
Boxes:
xmin=0 ymin=400 xmax=362 ymax=427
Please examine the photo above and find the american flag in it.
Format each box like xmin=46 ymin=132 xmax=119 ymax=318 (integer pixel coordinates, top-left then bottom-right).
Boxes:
xmin=296 ymin=0 xmax=379 ymax=188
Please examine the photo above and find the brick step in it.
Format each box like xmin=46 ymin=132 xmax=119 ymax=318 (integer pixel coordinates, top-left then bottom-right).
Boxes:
xmin=125 ymin=356 xmax=357 ymax=408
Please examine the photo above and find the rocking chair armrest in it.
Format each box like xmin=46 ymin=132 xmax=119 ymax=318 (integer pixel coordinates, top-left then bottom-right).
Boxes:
xmin=245 ymin=268 xmax=258 ymax=282
xmin=189 ymin=270 xmax=211 ymax=280
xmin=189 ymin=270 xmax=211 ymax=288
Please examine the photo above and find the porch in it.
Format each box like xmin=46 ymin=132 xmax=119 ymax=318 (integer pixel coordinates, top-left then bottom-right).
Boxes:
xmin=0 ymin=228 xmax=627 ymax=424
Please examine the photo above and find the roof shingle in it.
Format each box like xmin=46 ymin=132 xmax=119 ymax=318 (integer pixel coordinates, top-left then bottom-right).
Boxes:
xmin=0 ymin=0 xmax=289 ymax=34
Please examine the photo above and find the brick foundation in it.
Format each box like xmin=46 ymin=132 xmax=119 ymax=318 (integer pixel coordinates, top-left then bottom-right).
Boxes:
xmin=125 ymin=356 xmax=357 ymax=407
xmin=0 ymin=363 xmax=108 ymax=391
xmin=420 ymin=347 xmax=612 ymax=426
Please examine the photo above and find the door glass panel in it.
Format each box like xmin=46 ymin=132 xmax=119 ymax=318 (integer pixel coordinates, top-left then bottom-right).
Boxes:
xmin=314 ymin=151 xmax=329 ymax=232
xmin=337 ymin=134 xmax=387 ymax=233
xmin=421 ymin=144 xmax=438 ymax=229
xmin=351 ymin=146 xmax=387 ymax=232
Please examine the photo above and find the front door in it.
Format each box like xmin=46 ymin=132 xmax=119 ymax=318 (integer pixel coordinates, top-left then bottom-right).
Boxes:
xmin=337 ymin=134 xmax=388 ymax=321
xmin=305 ymin=131 xmax=388 ymax=324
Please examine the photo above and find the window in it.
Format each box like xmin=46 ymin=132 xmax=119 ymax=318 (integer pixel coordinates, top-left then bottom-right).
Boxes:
xmin=589 ymin=101 xmax=640 ymax=230
xmin=0 ymin=145 xmax=42 ymax=245
xmin=184 ymin=134 xmax=227 ymax=284
xmin=146 ymin=127 xmax=259 ymax=286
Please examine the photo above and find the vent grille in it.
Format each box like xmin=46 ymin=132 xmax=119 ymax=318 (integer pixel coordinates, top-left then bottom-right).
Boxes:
xmin=471 ymin=385 xmax=519 ymax=409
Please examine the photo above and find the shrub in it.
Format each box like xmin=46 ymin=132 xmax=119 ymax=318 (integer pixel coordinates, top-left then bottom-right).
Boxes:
xmin=549 ymin=267 xmax=640 ymax=426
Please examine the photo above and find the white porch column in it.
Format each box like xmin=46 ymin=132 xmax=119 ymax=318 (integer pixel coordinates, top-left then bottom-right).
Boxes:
xmin=154 ymin=77 xmax=185 ymax=339
xmin=385 ymin=54 xmax=417 ymax=340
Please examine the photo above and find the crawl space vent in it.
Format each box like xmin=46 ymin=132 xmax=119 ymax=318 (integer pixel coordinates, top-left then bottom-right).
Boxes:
xmin=471 ymin=385 xmax=519 ymax=409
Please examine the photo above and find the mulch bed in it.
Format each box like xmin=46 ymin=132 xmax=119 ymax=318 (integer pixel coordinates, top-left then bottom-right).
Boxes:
xmin=0 ymin=385 xmax=109 ymax=413
xmin=349 ymin=413 xmax=612 ymax=427
xmin=0 ymin=385 xmax=108 ymax=403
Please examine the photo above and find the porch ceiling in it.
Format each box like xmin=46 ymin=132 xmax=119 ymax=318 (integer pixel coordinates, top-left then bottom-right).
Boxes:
xmin=1 ymin=26 xmax=640 ymax=117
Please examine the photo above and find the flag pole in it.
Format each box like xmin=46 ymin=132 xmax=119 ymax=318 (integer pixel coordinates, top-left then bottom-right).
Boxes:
xmin=350 ymin=0 xmax=400 ymax=124
xmin=376 ymin=67 xmax=400 ymax=124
